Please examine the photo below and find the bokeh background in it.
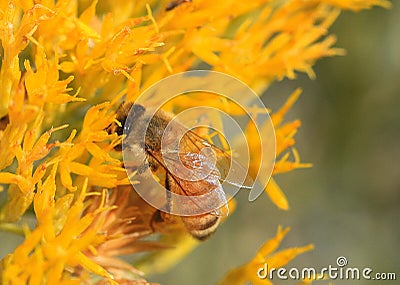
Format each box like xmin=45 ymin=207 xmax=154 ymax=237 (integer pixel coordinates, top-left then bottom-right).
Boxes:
xmin=150 ymin=3 xmax=400 ymax=285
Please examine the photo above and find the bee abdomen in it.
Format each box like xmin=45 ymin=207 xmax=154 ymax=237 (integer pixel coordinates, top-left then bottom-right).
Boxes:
xmin=181 ymin=214 xmax=220 ymax=241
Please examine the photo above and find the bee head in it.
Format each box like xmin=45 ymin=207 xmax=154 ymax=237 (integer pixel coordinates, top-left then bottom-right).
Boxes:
xmin=106 ymin=102 xmax=147 ymax=150
xmin=129 ymin=104 xmax=146 ymax=120
xmin=124 ymin=104 xmax=146 ymax=134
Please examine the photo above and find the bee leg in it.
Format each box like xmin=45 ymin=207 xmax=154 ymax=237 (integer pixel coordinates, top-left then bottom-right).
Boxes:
xmin=150 ymin=210 xmax=178 ymax=235
xmin=150 ymin=210 xmax=164 ymax=233
xmin=135 ymin=158 xmax=159 ymax=174
xmin=136 ymin=162 xmax=150 ymax=174
xmin=165 ymin=173 xmax=172 ymax=213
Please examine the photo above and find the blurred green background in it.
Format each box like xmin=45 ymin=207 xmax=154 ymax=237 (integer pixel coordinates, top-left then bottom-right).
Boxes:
xmin=151 ymin=3 xmax=400 ymax=285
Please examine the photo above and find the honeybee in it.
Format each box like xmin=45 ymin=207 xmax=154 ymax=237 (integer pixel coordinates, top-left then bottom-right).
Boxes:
xmin=109 ymin=102 xmax=248 ymax=240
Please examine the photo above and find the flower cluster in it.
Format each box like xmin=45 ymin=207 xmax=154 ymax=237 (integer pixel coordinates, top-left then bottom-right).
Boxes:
xmin=0 ymin=0 xmax=390 ymax=284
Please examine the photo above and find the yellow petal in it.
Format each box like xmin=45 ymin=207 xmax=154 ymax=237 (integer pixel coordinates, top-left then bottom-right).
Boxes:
xmin=265 ymin=178 xmax=289 ymax=210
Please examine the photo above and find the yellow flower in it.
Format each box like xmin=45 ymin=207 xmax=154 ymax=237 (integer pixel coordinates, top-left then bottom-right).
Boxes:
xmin=218 ymin=226 xmax=314 ymax=285
xmin=0 ymin=0 xmax=390 ymax=284
xmin=1 ymin=178 xmax=117 ymax=284
xmin=80 ymin=186 xmax=166 ymax=283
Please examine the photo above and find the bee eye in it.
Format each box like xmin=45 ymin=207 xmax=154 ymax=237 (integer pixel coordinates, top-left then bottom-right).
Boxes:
xmin=121 ymin=103 xmax=146 ymax=134
xmin=131 ymin=104 xmax=146 ymax=118
xmin=124 ymin=104 xmax=146 ymax=133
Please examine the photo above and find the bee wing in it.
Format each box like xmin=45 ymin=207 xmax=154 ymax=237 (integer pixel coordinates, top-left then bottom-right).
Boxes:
xmin=146 ymin=150 xmax=229 ymax=216
xmin=177 ymin=129 xmax=253 ymax=192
